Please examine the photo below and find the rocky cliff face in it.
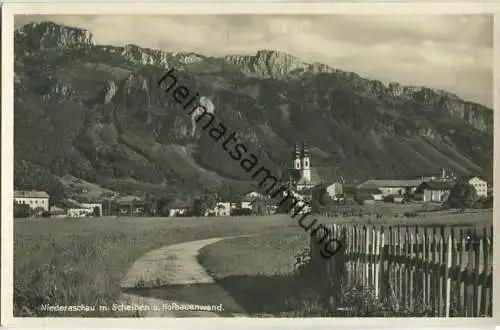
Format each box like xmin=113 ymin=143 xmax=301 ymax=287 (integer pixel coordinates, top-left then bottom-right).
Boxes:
xmin=221 ymin=49 xmax=491 ymax=134
xmin=13 ymin=21 xmax=493 ymax=201
xmin=15 ymin=21 xmax=94 ymax=53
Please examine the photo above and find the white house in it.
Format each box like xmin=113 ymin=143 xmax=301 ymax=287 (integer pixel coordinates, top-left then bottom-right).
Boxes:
xmin=241 ymin=201 xmax=252 ymax=210
xmin=467 ymin=176 xmax=488 ymax=198
xmin=245 ymin=191 xmax=264 ymax=199
xmin=169 ymin=208 xmax=188 ymax=217
xmin=67 ymin=208 xmax=93 ymax=218
xmin=325 ymin=182 xmax=343 ymax=200
xmin=14 ymin=190 xmax=50 ymax=211
xmin=208 ymin=202 xmax=231 ymax=216
xmin=79 ymin=203 xmax=103 ymax=216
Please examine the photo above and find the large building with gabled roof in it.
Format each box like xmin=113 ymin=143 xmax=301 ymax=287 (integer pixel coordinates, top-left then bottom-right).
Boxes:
xmin=14 ymin=190 xmax=50 ymax=211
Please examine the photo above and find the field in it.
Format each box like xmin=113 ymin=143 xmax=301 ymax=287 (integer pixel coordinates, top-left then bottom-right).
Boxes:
xmin=197 ymin=232 xmax=316 ymax=316
xmin=13 ymin=208 xmax=493 ymax=317
xmin=13 ymin=215 xmax=299 ymax=316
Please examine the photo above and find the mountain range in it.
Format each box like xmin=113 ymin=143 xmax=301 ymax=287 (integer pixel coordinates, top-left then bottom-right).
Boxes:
xmin=13 ymin=21 xmax=494 ymax=203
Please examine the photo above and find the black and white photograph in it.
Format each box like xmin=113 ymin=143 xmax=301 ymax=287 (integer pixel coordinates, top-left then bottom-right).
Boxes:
xmin=3 ymin=3 xmax=495 ymax=324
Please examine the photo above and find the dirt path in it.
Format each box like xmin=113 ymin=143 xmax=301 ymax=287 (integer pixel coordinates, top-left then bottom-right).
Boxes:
xmin=119 ymin=237 xmax=247 ymax=317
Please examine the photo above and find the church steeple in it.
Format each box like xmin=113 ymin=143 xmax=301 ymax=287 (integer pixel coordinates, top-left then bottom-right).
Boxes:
xmin=301 ymin=141 xmax=311 ymax=183
xmin=293 ymin=143 xmax=301 ymax=170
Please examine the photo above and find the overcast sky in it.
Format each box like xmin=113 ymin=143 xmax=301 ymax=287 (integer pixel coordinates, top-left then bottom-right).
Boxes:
xmin=15 ymin=14 xmax=493 ymax=108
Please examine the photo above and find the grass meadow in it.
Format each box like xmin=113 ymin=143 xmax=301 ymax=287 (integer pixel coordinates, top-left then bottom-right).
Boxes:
xmin=13 ymin=215 xmax=296 ymax=317
xmin=13 ymin=207 xmax=492 ymax=317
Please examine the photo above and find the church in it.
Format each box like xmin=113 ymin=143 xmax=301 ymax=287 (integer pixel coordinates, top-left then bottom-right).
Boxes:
xmin=282 ymin=141 xmax=321 ymax=192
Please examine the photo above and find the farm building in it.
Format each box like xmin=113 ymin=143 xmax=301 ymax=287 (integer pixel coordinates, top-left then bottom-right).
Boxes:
xmin=231 ymin=198 xmax=254 ymax=211
xmin=355 ymin=194 xmax=376 ymax=205
xmin=417 ymin=181 xmax=455 ymax=202
xmin=166 ymin=200 xmax=191 ymax=217
xmin=325 ymin=182 xmax=343 ymax=200
xmin=14 ymin=190 xmax=50 ymax=211
xmin=56 ymin=198 xmax=103 ymax=217
xmin=168 ymin=208 xmax=189 ymax=217
xmin=356 ymin=179 xmax=423 ymax=197
xmin=465 ymin=176 xmax=488 ymax=198
xmin=209 ymin=202 xmax=231 ymax=216
xmin=49 ymin=205 xmax=65 ymax=216
xmin=355 ymin=187 xmax=384 ymax=201
xmin=67 ymin=208 xmax=94 ymax=218
xmin=79 ymin=203 xmax=103 ymax=216
xmin=244 ymin=191 xmax=264 ymax=199
xmin=115 ymin=196 xmax=148 ymax=216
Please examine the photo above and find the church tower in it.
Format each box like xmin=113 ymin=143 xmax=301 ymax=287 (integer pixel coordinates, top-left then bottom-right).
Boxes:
xmin=301 ymin=141 xmax=311 ymax=183
xmin=293 ymin=143 xmax=301 ymax=170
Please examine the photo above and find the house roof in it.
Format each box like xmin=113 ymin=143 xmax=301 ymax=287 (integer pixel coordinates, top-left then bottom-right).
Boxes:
xmin=252 ymin=198 xmax=276 ymax=206
xmin=419 ymin=181 xmax=456 ymax=190
xmin=298 ymin=168 xmax=321 ymax=185
xmin=169 ymin=205 xmax=189 ymax=210
xmin=50 ymin=205 xmax=65 ymax=212
xmin=325 ymin=181 xmax=342 ymax=187
xmin=357 ymin=179 xmax=424 ymax=189
xmin=282 ymin=168 xmax=322 ymax=186
xmin=463 ymin=175 xmax=487 ymax=182
xmin=283 ymin=168 xmax=301 ymax=182
xmin=241 ymin=195 xmax=260 ymax=202
xmin=14 ymin=190 xmax=49 ymax=198
xmin=244 ymin=191 xmax=264 ymax=198
xmin=356 ymin=187 xmax=383 ymax=194
xmin=169 ymin=199 xmax=192 ymax=209
xmin=117 ymin=200 xmax=148 ymax=206
xmin=114 ymin=195 xmax=144 ymax=203
xmin=356 ymin=194 xmax=375 ymax=201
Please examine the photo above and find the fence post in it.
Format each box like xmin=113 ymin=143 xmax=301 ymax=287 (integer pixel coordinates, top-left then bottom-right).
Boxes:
xmin=465 ymin=229 xmax=474 ymax=317
xmin=457 ymin=229 xmax=466 ymax=316
xmin=408 ymin=227 xmax=414 ymax=313
xmin=481 ymin=226 xmax=491 ymax=316
xmin=444 ymin=230 xmax=452 ymax=317
xmin=438 ymin=227 xmax=445 ymax=316
xmin=385 ymin=226 xmax=392 ymax=303
xmin=371 ymin=226 xmax=376 ymax=289
xmin=375 ymin=227 xmax=384 ymax=300
xmin=403 ymin=228 xmax=409 ymax=309
xmin=423 ymin=227 xmax=429 ymax=310
xmin=431 ymin=227 xmax=438 ymax=316
xmin=397 ymin=226 xmax=403 ymax=306
xmin=364 ymin=226 xmax=369 ymax=288
xmin=473 ymin=228 xmax=481 ymax=317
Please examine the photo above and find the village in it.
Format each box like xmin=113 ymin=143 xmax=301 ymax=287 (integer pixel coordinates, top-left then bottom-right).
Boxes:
xmin=13 ymin=141 xmax=493 ymax=220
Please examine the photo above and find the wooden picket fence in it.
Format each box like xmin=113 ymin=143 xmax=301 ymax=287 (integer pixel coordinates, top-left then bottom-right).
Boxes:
xmin=309 ymin=224 xmax=493 ymax=317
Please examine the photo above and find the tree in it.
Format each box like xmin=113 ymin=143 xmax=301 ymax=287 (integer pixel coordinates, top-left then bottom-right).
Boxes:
xmin=156 ymin=195 xmax=175 ymax=216
xmin=13 ymin=202 xmax=31 ymax=218
xmin=193 ymin=194 xmax=216 ymax=217
xmin=33 ymin=207 xmax=46 ymax=217
xmin=475 ymin=196 xmax=493 ymax=209
xmin=445 ymin=181 xmax=478 ymax=209
xmin=92 ymin=206 xmax=101 ymax=217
